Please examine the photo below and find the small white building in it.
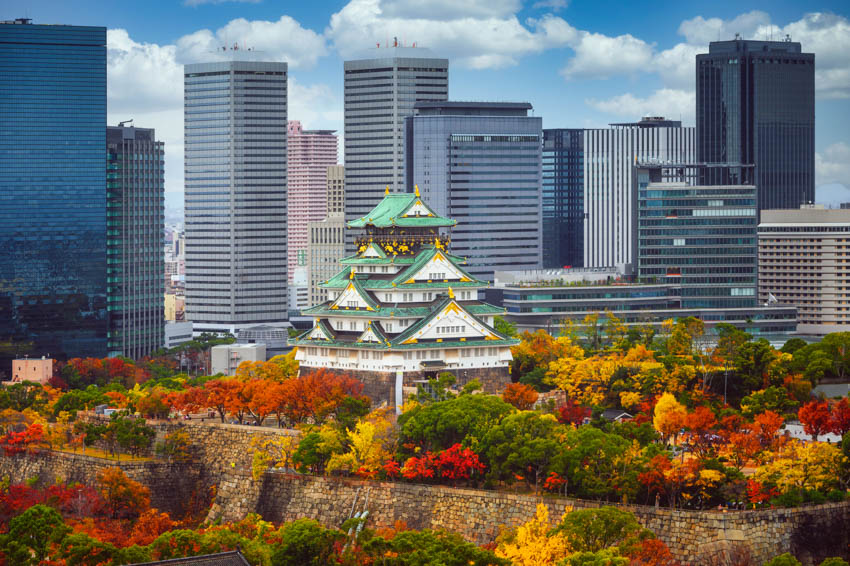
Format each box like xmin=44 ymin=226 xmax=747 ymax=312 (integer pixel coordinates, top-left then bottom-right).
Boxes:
xmin=210 ymin=343 xmax=267 ymax=376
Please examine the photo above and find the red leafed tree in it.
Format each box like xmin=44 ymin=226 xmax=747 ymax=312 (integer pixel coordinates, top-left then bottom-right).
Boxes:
xmin=97 ymin=467 xmax=150 ymax=519
xmin=830 ymin=397 xmax=850 ymax=436
xmin=638 ymin=454 xmax=672 ymax=500
xmin=382 ymin=459 xmax=400 ymax=480
xmin=685 ymin=405 xmax=718 ymax=458
xmin=401 ymin=452 xmax=437 ymax=481
xmin=433 ymin=444 xmax=485 ymax=482
xmin=501 ymin=383 xmax=539 ymax=410
xmin=798 ymin=400 xmax=832 ymax=441
xmin=628 ymin=538 xmax=678 ymax=566
xmin=276 ymin=369 xmax=367 ymax=426
xmin=204 ymin=379 xmax=245 ymax=423
xmin=1 ymin=422 xmax=48 ymax=456
xmin=746 ymin=479 xmax=778 ymax=506
xmin=167 ymin=386 xmax=210 ymax=416
xmin=556 ymin=398 xmax=591 ymax=426
xmin=127 ymin=509 xmax=176 ymax=546
xmin=751 ymin=410 xmax=784 ymax=449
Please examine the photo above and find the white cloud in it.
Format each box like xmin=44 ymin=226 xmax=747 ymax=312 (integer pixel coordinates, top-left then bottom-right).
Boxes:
xmin=677 ymin=10 xmax=770 ymax=45
xmin=817 ymin=142 xmax=850 ymax=188
xmin=532 ymin=0 xmax=568 ymax=12
xmin=176 ymin=16 xmax=327 ymax=68
xmin=107 ymin=29 xmax=182 ymax=113
xmin=289 ymin=78 xmax=343 ymax=129
xmin=560 ymin=31 xmax=653 ymax=80
xmin=325 ymin=0 xmax=575 ymax=69
xmin=586 ymin=89 xmax=695 ymax=123
xmin=380 ymin=0 xmax=522 ymax=20
xmin=184 ymin=0 xmax=260 ymax=6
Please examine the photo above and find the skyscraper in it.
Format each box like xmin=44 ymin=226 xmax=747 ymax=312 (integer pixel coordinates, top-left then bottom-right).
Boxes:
xmin=542 ymin=129 xmax=584 ymax=269
xmin=184 ymin=61 xmax=288 ymax=335
xmin=696 ymin=39 xmax=815 ymax=212
xmin=106 ymin=125 xmax=165 ymax=358
xmin=344 ymin=47 xmax=448 ymax=238
xmin=286 ymin=121 xmax=338 ymax=282
xmin=308 ymin=165 xmax=346 ymax=305
xmin=405 ymin=101 xmax=543 ymax=280
xmin=584 ymin=118 xmax=694 ymax=267
xmin=0 ymin=19 xmax=107 ymax=359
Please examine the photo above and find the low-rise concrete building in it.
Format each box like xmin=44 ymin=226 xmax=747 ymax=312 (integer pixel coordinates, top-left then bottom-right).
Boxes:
xmin=9 ymin=357 xmax=53 ymax=384
xmin=210 ymin=343 xmax=266 ymax=376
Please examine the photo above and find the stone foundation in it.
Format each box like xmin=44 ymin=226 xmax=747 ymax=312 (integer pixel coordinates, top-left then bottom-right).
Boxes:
xmin=300 ymin=366 xmax=511 ymax=408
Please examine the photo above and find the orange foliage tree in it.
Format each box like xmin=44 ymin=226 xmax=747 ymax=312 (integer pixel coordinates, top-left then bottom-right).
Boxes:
xmin=96 ymin=467 xmax=150 ymax=519
xmin=501 ymin=383 xmax=539 ymax=410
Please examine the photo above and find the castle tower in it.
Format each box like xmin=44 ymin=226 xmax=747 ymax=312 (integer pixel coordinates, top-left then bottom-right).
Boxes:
xmin=294 ymin=187 xmax=518 ymax=408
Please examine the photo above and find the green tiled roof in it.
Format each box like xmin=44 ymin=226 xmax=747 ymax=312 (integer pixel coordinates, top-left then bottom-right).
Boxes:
xmin=392 ymin=296 xmax=511 ymax=345
xmin=390 ymin=245 xmax=486 ymax=287
xmin=291 ymin=336 xmax=518 ymax=350
xmin=347 ymin=193 xmax=456 ymax=229
xmin=301 ymin=302 xmax=504 ymax=318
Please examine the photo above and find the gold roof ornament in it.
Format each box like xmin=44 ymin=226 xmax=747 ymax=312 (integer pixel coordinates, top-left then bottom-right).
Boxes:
xmin=350 ymin=266 xmax=355 ymax=280
xmin=414 ymin=184 xmax=420 ymax=197
xmin=385 ymin=185 xmax=390 ymax=195
xmin=448 ymin=287 xmax=455 ymax=299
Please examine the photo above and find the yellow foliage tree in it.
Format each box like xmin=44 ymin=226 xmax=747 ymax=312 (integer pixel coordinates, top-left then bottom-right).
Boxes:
xmin=653 ymin=393 xmax=687 ymax=444
xmin=754 ymin=440 xmax=846 ymax=493
xmin=234 ymin=360 xmax=286 ymax=382
xmin=269 ymin=350 xmax=299 ymax=380
xmin=547 ymin=355 xmax=618 ymax=407
xmin=327 ymin=408 xmax=396 ymax=474
xmin=250 ymin=434 xmax=300 ymax=480
xmin=496 ymin=503 xmax=571 ymax=565
xmin=619 ymin=391 xmax=642 ymax=411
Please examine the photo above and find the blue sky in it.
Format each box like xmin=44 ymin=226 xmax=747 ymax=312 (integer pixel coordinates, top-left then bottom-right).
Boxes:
xmin=6 ymin=0 xmax=850 ymax=212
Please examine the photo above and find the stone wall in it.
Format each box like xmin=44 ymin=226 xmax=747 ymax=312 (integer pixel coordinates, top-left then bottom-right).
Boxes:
xmin=209 ymin=470 xmax=850 ymax=566
xmin=0 ymin=451 xmax=201 ymax=517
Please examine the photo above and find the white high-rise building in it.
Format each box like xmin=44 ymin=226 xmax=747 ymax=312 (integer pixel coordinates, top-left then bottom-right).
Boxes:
xmin=184 ymin=60 xmax=288 ymax=335
xmin=584 ymin=118 xmax=694 ymax=267
xmin=343 ymin=46 xmax=448 ymax=244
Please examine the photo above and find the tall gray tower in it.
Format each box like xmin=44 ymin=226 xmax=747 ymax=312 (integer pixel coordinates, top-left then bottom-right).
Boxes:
xmin=343 ymin=47 xmax=448 ymax=241
xmin=696 ymin=39 xmax=815 ymax=212
xmin=184 ymin=60 xmax=288 ymax=335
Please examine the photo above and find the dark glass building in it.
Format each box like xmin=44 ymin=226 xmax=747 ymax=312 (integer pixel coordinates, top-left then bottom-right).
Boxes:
xmin=696 ymin=39 xmax=815 ymax=212
xmin=0 ymin=19 xmax=107 ymax=360
xmin=635 ymin=163 xmax=758 ymax=309
xmin=542 ymin=129 xmax=584 ymax=269
xmin=107 ymin=126 xmax=165 ymax=358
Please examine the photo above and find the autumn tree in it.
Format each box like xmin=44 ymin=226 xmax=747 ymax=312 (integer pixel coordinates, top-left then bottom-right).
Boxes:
xmin=653 ymin=393 xmax=686 ymax=444
xmin=495 ymin=503 xmax=570 ymax=565
xmin=251 ymin=434 xmax=301 ymax=479
xmin=798 ymin=400 xmax=832 ymax=441
xmin=685 ymin=405 xmax=718 ymax=458
xmin=97 ymin=467 xmax=151 ymax=519
xmin=502 ymin=382 xmax=539 ymax=410
xmin=755 ymin=440 xmax=846 ymax=494
xmin=556 ymin=398 xmax=591 ymax=426
xmin=831 ymin=398 xmax=850 ymax=436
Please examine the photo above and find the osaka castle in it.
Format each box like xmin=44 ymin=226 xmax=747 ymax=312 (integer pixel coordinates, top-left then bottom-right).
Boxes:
xmin=294 ymin=187 xmax=519 ymax=408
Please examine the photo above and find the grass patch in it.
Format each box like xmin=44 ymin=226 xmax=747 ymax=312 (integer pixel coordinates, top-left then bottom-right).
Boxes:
xmin=52 ymin=446 xmax=153 ymax=462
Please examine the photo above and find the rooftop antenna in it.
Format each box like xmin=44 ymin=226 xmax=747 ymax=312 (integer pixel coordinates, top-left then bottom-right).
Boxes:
xmin=118 ymin=119 xmax=133 ymax=127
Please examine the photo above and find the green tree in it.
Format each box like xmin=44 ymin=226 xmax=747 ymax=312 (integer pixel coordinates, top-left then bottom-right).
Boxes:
xmin=113 ymin=416 xmax=156 ymax=456
xmin=740 ymin=386 xmax=797 ymax=419
xmin=763 ymin=554 xmax=802 ymax=566
xmin=479 ymin=411 xmax=563 ymax=492
xmin=0 ymin=504 xmax=70 ymax=565
xmin=57 ymin=532 xmax=119 ymax=566
xmin=819 ymin=559 xmax=850 ymax=566
xmin=565 ymin=549 xmax=629 ymax=566
xmin=270 ymin=519 xmax=344 ymax=566
xmin=493 ymin=315 xmax=518 ymax=338
xmin=780 ymin=338 xmax=808 ymax=355
xmin=553 ymin=506 xmax=650 ymax=554
xmin=364 ymin=529 xmax=510 ymax=566
xmin=820 ymin=332 xmax=850 ymax=380
xmin=398 ymin=394 xmax=515 ymax=454
xmin=735 ymin=339 xmax=780 ymax=392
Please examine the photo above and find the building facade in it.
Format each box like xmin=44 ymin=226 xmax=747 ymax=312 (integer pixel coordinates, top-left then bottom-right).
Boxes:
xmin=308 ymin=166 xmax=346 ymax=305
xmin=488 ymin=267 xmax=797 ymax=336
xmin=584 ymin=118 xmax=694 ymax=267
xmin=106 ymin=125 xmax=165 ymax=358
xmin=0 ymin=20 xmax=107 ymax=360
xmin=635 ymin=163 xmax=758 ymax=309
xmin=759 ymin=207 xmax=850 ymax=335
xmin=696 ymin=39 xmax=815 ymax=212
xmin=542 ymin=128 xmax=584 ymax=269
xmin=405 ymin=101 xmax=543 ymax=279
xmin=344 ymin=47 xmax=448 ymax=241
xmin=184 ymin=60 xmax=288 ymax=335
xmin=295 ymin=190 xmax=518 ymax=409
xmin=286 ymin=121 xmax=338 ymax=282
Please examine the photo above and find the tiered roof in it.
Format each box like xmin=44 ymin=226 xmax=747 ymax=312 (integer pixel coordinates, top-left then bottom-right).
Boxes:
xmin=295 ymin=189 xmax=518 ymax=352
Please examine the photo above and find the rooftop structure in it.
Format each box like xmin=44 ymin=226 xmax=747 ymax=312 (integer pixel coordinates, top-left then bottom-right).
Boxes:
xmin=295 ymin=187 xmax=518 ymax=409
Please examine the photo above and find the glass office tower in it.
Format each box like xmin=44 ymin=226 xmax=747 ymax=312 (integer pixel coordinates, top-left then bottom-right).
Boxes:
xmin=696 ymin=39 xmax=815 ymax=212
xmin=542 ymin=129 xmax=584 ymax=269
xmin=405 ymin=101 xmax=543 ymax=280
xmin=184 ymin=61 xmax=288 ymax=335
xmin=106 ymin=126 xmax=165 ymax=358
xmin=636 ymin=163 xmax=758 ymax=309
xmin=344 ymin=47 xmax=448 ymax=249
xmin=0 ymin=19 xmax=107 ymax=359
